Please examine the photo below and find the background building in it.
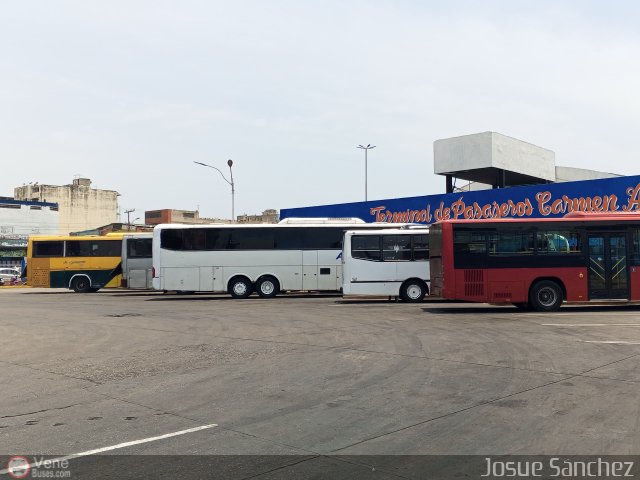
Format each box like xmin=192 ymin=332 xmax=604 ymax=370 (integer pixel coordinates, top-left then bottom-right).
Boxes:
xmin=14 ymin=177 xmax=119 ymax=235
xmin=70 ymin=223 xmax=154 ymax=236
xmin=145 ymin=209 xmax=232 ymax=226
xmin=0 ymin=197 xmax=59 ymax=267
xmin=146 ymin=208 xmax=279 ymax=225
xmin=237 ymin=209 xmax=279 ymax=224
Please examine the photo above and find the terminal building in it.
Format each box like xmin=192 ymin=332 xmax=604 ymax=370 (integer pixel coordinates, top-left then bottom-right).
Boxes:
xmin=281 ymin=132 xmax=638 ymax=223
xmin=14 ymin=177 xmax=119 ymax=235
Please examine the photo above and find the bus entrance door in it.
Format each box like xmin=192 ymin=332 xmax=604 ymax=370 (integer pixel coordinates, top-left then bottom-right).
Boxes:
xmin=588 ymin=233 xmax=629 ymax=300
xmin=302 ymin=251 xmax=318 ymax=291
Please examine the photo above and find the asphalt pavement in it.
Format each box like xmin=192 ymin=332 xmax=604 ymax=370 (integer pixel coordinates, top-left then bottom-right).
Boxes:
xmin=2 ymin=288 xmax=640 ymax=478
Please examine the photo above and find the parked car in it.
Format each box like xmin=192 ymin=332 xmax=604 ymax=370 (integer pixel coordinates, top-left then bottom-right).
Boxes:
xmin=0 ymin=268 xmax=22 ymax=283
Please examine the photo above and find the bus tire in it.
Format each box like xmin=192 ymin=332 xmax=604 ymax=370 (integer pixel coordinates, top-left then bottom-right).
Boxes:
xmin=529 ymin=280 xmax=563 ymax=312
xmin=400 ymin=279 xmax=427 ymax=303
xmin=71 ymin=276 xmax=92 ymax=293
xmin=256 ymin=276 xmax=279 ymax=298
xmin=229 ymin=277 xmax=252 ymax=299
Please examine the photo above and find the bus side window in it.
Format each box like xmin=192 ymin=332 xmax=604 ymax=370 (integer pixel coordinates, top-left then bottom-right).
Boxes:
xmin=351 ymin=235 xmax=381 ymax=261
xmin=33 ymin=241 xmax=64 ymax=257
xmin=537 ymin=231 xmax=581 ymax=254
xmin=488 ymin=231 xmax=535 ymax=255
xmin=128 ymin=239 xmax=152 ymax=258
xmin=161 ymin=230 xmax=183 ymax=250
xmin=412 ymin=235 xmax=429 ymax=260
xmin=454 ymin=230 xmax=486 ymax=254
xmin=382 ymin=235 xmax=411 ymax=261
xmin=632 ymin=229 xmax=640 ymax=264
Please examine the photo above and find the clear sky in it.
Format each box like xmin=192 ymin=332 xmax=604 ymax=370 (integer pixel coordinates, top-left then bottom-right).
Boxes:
xmin=2 ymin=1 xmax=639 ymax=220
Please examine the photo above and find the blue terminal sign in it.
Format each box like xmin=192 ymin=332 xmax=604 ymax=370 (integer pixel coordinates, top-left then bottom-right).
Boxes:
xmin=280 ymin=175 xmax=640 ymax=224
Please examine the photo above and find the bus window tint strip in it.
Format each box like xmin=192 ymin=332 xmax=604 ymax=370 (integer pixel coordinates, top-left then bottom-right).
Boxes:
xmin=352 ymin=234 xmax=429 ymax=262
xmin=452 ymin=225 xmax=588 ymax=269
xmin=160 ymin=227 xmax=345 ymax=251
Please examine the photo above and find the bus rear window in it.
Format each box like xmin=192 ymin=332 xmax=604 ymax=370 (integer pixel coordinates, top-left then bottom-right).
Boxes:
xmin=127 ymin=238 xmax=152 ymax=258
xmin=33 ymin=241 xmax=64 ymax=258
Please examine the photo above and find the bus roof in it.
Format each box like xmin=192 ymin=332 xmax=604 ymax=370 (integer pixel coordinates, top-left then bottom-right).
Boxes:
xmin=344 ymin=228 xmax=429 ymax=235
xmin=278 ymin=217 xmax=366 ymax=224
xmin=28 ymin=234 xmax=125 ymax=241
xmin=153 ymin=222 xmax=421 ymax=230
xmin=434 ymin=211 xmax=640 ymax=225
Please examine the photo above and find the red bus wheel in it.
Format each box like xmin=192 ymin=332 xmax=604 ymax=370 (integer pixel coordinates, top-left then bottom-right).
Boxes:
xmin=529 ymin=280 xmax=563 ymax=312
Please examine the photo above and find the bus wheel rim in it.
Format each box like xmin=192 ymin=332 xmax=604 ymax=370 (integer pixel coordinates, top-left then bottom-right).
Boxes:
xmin=538 ymin=287 xmax=557 ymax=307
xmin=261 ymin=281 xmax=274 ymax=294
xmin=234 ymin=283 xmax=247 ymax=295
xmin=407 ymin=285 xmax=421 ymax=299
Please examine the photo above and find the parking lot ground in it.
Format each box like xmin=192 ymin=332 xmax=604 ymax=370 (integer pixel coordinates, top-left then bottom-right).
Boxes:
xmin=2 ymin=288 xmax=640 ymax=477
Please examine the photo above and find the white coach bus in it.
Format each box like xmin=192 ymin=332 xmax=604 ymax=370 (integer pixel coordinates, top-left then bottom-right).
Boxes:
xmin=152 ymin=219 xmax=415 ymax=298
xmin=342 ymin=228 xmax=430 ymax=302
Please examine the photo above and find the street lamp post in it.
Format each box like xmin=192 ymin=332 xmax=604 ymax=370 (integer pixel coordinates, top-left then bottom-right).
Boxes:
xmin=357 ymin=144 xmax=376 ymax=201
xmin=193 ymin=160 xmax=236 ymax=221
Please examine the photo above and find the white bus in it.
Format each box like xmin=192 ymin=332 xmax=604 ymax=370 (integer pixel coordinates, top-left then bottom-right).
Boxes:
xmin=121 ymin=233 xmax=153 ymax=289
xmin=152 ymin=219 xmax=416 ymax=298
xmin=342 ymin=228 xmax=430 ymax=302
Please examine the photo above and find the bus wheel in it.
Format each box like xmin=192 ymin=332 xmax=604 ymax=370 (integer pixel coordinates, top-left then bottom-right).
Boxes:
xmin=530 ymin=280 xmax=563 ymax=312
xmin=400 ymin=279 xmax=427 ymax=303
xmin=71 ymin=276 xmax=91 ymax=293
xmin=229 ymin=277 xmax=252 ymax=299
xmin=256 ymin=276 xmax=279 ymax=298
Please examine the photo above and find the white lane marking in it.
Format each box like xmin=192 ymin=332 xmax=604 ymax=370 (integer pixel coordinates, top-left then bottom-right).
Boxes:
xmin=543 ymin=324 xmax=640 ymax=327
xmin=0 ymin=423 xmax=217 ymax=475
xmin=583 ymin=341 xmax=640 ymax=345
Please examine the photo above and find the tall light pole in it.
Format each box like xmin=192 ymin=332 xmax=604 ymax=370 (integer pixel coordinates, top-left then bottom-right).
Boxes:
xmin=357 ymin=144 xmax=376 ymax=201
xmin=193 ymin=160 xmax=235 ymax=221
xmin=124 ymin=208 xmax=135 ymax=225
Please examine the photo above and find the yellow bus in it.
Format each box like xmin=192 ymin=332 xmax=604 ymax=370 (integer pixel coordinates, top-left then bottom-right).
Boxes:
xmin=27 ymin=234 xmax=124 ymax=292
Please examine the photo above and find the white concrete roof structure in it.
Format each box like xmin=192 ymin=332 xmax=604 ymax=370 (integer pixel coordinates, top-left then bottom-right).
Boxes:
xmin=434 ymin=131 xmax=619 ymax=190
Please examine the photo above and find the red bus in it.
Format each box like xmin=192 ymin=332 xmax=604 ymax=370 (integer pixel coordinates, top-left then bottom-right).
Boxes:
xmin=429 ymin=212 xmax=640 ymax=311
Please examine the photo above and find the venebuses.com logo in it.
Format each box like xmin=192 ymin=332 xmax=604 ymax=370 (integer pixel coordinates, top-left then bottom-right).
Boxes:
xmin=4 ymin=455 xmax=71 ymax=478
xmin=6 ymin=456 xmax=30 ymax=479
